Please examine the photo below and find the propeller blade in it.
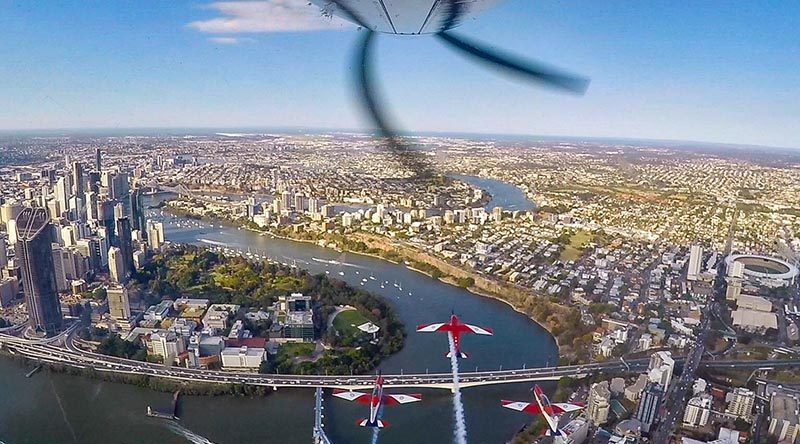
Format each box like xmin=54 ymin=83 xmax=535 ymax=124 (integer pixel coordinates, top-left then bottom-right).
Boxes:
xmin=436 ymin=31 xmax=590 ymax=94
xmin=353 ymin=30 xmax=433 ymax=177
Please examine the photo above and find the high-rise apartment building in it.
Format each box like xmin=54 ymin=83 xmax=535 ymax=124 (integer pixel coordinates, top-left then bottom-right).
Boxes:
xmin=688 ymin=245 xmax=703 ymax=281
xmin=635 ymin=382 xmax=664 ymax=432
xmin=586 ymin=381 xmax=612 ymax=425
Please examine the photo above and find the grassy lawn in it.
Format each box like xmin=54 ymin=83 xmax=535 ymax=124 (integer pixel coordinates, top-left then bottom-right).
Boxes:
xmin=333 ymin=309 xmax=370 ymax=338
xmin=279 ymin=342 xmax=316 ymax=359
xmin=560 ymin=230 xmax=593 ymax=261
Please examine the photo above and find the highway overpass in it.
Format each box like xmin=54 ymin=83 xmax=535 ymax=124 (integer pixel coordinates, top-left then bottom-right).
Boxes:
xmin=0 ymin=332 xmax=793 ymax=391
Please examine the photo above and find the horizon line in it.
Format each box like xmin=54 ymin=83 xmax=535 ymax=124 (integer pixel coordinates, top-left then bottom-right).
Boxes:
xmin=0 ymin=125 xmax=797 ymax=152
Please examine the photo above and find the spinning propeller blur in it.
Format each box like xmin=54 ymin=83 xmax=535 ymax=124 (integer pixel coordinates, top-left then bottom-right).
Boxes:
xmin=310 ymin=0 xmax=590 ymax=176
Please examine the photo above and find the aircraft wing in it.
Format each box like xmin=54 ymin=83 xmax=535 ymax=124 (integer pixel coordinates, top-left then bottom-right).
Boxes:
xmin=333 ymin=390 xmax=371 ymax=404
xmin=416 ymin=323 xmax=447 ymax=333
xmin=382 ymin=393 xmax=422 ymax=405
xmin=501 ymin=400 xmax=541 ymax=414
xmin=551 ymin=402 xmax=584 ymax=414
xmin=462 ymin=323 xmax=493 ymax=335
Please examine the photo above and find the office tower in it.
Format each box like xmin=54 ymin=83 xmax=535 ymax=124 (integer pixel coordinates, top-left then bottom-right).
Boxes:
xmin=321 ymin=204 xmax=334 ymax=218
xmin=727 ymin=388 xmax=756 ymax=419
xmin=147 ymin=221 xmax=165 ymax=250
xmin=107 ymin=285 xmax=131 ymax=320
xmin=51 ymin=245 xmax=69 ymax=292
xmin=683 ymin=394 xmax=712 ymax=427
xmin=110 ymin=172 xmax=128 ymax=200
xmin=0 ymin=277 xmax=18 ymax=308
xmin=75 ymin=238 xmax=100 ymax=272
xmin=94 ymin=147 xmax=102 ymax=172
xmin=115 ymin=217 xmax=133 ymax=275
xmin=0 ymin=202 xmax=22 ymax=225
xmin=108 ymin=246 xmax=126 ymax=284
xmin=281 ymin=190 xmax=292 ymax=210
xmin=52 ymin=245 xmax=87 ymax=293
xmin=129 ymin=188 xmax=144 ymax=233
xmin=635 ymin=382 xmax=664 ymax=432
xmin=46 ymin=199 xmax=61 ymax=220
xmin=98 ymin=200 xmax=116 ymax=244
xmin=15 ymin=208 xmax=63 ymax=335
xmin=293 ymin=193 xmax=305 ymax=212
xmin=308 ymin=198 xmax=320 ymax=215
xmin=687 ymin=245 xmax=703 ymax=281
xmin=60 ymin=225 xmax=76 ymax=247
xmin=85 ymin=191 xmax=98 ymax=221
xmin=114 ymin=202 xmax=125 ymax=220
xmin=0 ymin=233 xmax=7 ymax=268
xmin=6 ymin=219 xmax=17 ymax=245
xmin=88 ymin=171 xmax=101 ymax=194
xmin=586 ymin=381 xmax=612 ymax=425
xmin=648 ymin=351 xmax=674 ymax=392
xmin=72 ymin=161 xmax=85 ymax=198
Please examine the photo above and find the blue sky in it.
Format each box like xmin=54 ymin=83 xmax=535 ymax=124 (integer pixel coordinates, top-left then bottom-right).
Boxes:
xmin=1 ymin=0 xmax=798 ymax=148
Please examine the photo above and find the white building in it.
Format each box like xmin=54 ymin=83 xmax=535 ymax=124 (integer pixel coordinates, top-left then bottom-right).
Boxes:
xmin=587 ymin=381 xmax=612 ymax=425
xmin=108 ymin=246 xmax=126 ymax=284
xmin=147 ymin=330 xmax=185 ymax=364
xmin=683 ymin=394 xmax=712 ymax=427
xmin=727 ymin=387 xmax=756 ymax=419
xmin=688 ymin=245 xmax=703 ymax=281
xmin=220 ymin=346 xmax=266 ymax=370
xmin=648 ymin=351 xmax=674 ymax=392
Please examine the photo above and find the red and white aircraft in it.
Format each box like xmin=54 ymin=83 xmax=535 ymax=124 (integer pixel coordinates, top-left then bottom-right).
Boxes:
xmin=332 ymin=373 xmax=421 ymax=428
xmin=501 ymin=385 xmax=584 ymax=437
xmin=416 ymin=313 xmax=493 ymax=358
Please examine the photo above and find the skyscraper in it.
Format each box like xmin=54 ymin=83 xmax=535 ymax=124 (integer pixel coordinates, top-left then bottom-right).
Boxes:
xmin=688 ymin=245 xmax=703 ymax=281
xmin=94 ymin=147 xmax=102 ymax=172
xmin=107 ymin=284 xmax=131 ymax=320
xmin=129 ymin=188 xmax=145 ymax=233
xmin=586 ymin=381 xmax=612 ymax=425
xmin=108 ymin=246 xmax=126 ymax=284
xmin=15 ymin=208 xmax=63 ymax=335
xmin=147 ymin=221 xmax=165 ymax=250
xmin=0 ymin=233 xmax=7 ymax=268
xmin=72 ymin=161 xmax=85 ymax=198
xmin=114 ymin=216 xmax=133 ymax=276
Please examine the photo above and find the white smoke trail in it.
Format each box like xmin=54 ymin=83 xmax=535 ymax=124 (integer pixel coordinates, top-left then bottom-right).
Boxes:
xmin=50 ymin=379 xmax=78 ymax=443
xmin=166 ymin=422 xmax=218 ymax=444
xmin=448 ymin=332 xmax=468 ymax=444
xmin=370 ymin=403 xmax=385 ymax=444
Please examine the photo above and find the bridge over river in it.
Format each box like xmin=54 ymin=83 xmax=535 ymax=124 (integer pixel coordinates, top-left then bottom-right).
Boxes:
xmin=0 ymin=332 xmax=793 ymax=391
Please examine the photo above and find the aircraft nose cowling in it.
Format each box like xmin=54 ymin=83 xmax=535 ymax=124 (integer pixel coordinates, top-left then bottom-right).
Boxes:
xmin=311 ymin=0 xmax=504 ymax=34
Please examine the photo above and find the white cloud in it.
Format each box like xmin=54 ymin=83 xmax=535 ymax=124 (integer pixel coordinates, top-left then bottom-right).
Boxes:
xmin=208 ymin=36 xmax=255 ymax=44
xmin=188 ymin=1 xmax=350 ymax=34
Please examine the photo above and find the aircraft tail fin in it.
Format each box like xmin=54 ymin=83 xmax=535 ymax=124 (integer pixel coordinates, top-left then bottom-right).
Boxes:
xmin=357 ymin=418 xmax=388 ymax=428
xmin=445 ymin=351 xmax=469 ymax=359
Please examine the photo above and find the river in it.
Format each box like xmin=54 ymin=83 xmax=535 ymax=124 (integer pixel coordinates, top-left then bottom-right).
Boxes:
xmin=449 ymin=174 xmax=536 ymax=211
xmin=0 ymin=177 xmax=553 ymax=444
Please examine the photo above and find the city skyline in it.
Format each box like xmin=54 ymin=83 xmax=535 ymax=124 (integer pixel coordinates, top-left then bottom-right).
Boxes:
xmin=1 ymin=1 xmax=799 ymax=149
